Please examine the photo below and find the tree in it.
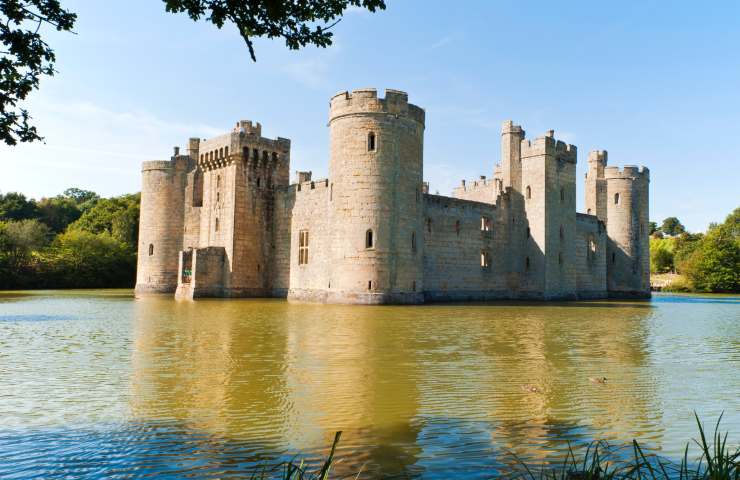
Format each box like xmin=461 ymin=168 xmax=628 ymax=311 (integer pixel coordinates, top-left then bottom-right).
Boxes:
xmin=164 ymin=0 xmax=386 ymax=61
xmin=40 ymin=229 xmax=135 ymax=288
xmin=650 ymin=237 xmax=674 ymax=273
xmin=0 ymin=0 xmax=77 ymax=145
xmin=0 ymin=191 xmax=38 ymax=220
xmin=680 ymin=208 xmax=739 ymax=292
xmin=2 ymin=0 xmax=385 ymax=145
xmin=36 ymin=195 xmax=81 ymax=232
xmin=661 ymin=216 xmax=686 ymax=236
xmin=68 ymin=193 xmax=139 ymax=245
xmin=0 ymin=218 xmax=50 ymax=271
xmin=63 ymin=187 xmax=99 ymax=205
xmin=648 ymin=221 xmax=658 ymax=235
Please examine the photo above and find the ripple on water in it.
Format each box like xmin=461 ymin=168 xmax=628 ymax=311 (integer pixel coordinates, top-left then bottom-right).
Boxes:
xmin=0 ymin=292 xmax=738 ymax=478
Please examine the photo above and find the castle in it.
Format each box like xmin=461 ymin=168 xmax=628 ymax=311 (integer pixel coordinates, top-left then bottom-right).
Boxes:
xmin=135 ymin=88 xmax=650 ymax=303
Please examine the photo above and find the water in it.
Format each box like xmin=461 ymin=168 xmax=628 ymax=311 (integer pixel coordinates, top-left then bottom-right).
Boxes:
xmin=0 ymin=291 xmax=738 ymax=478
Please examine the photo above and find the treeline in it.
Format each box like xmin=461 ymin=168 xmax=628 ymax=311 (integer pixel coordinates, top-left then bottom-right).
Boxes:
xmin=0 ymin=189 xmax=139 ymax=289
xmin=650 ymin=208 xmax=739 ymax=293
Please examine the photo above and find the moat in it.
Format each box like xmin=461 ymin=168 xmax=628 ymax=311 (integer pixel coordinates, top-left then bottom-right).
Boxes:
xmin=0 ymin=291 xmax=738 ymax=478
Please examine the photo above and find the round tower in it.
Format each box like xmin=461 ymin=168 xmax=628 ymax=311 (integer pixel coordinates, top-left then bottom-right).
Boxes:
xmin=326 ymin=88 xmax=425 ymax=304
xmin=604 ymin=165 xmax=650 ymax=297
xmin=135 ymin=154 xmax=189 ymax=295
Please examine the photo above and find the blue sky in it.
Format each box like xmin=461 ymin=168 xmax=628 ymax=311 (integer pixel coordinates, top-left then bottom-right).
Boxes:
xmin=2 ymin=0 xmax=738 ymax=232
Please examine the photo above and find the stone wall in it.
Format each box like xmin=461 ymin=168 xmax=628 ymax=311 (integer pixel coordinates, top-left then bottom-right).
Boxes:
xmin=574 ymin=213 xmax=607 ymax=297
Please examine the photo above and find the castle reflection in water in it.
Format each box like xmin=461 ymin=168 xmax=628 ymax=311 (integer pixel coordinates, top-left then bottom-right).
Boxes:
xmin=129 ymin=297 xmax=660 ymax=477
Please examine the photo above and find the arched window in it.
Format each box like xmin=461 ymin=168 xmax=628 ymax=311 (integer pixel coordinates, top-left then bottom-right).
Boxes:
xmin=587 ymin=208 xmax=592 ymax=214
xmin=215 ymin=218 xmax=219 ymax=232
xmin=224 ymin=146 xmax=228 ymax=157
xmin=411 ymin=232 xmax=416 ymax=252
xmin=365 ymin=229 xmax=374 ymax=249
xmin=367 ymin=132 xmax=376 ymax=152
xmin=526 ymin=186 xmax=531 ymax=199
xmin=219 ymin=147 xmax=224 ymax=158
xmin=148 ymin=244 xmax=154 ymax=256
xmin=614 ymin=192 xmax=620 ymax=205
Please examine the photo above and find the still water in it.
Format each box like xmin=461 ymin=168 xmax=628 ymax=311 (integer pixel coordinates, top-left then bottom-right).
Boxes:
xmin=0 ymin=291 xmax=738 ymax=478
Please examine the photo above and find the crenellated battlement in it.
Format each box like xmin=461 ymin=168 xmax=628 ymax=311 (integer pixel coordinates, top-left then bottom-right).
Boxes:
xmin=588 ymin=150 xmax=608 ymax=164
xmin=329 ymin=88 xmax=425 ymax=125
xmin=295 ymin=177 xmax=330 ymax=193
xmin=501 ymin=120 xmax=525 ymax=136
xmin=233 ymin=120 xmax=261 ymax=137
xmin=520 ymin=131 xmax=577 ymax=163
xmin=604 ymin=165 xmax=650 ymax=181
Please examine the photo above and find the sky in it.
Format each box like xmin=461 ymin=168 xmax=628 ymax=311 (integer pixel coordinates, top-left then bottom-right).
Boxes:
xmin=1 ymin=0 xmax=738 ymax=232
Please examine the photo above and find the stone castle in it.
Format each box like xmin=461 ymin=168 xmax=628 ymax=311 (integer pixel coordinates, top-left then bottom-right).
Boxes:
xmin=135 ymin=88 xmax=650 ymax=303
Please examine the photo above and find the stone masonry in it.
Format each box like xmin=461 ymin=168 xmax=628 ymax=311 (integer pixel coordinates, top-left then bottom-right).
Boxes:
xmin=136 ymin=88 xmax=650 ymax=303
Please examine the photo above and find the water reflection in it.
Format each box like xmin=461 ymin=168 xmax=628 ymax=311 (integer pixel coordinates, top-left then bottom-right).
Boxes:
xmin=128 ymin=298 xmax=662 ymax=477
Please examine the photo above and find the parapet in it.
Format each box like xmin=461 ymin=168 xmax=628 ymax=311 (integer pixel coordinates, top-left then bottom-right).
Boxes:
xmin=501 ymin=120 xmax=525 ymax=137
xmin=234 ymin=120 xmax=262 ymax=137
xmin=141 ymin=160 xmax=173 ymax=172
xmin=329 ymin=88 xmax=425 ymax=125
xmin=520 ymin=131 xmax=577 ymax=163
xmin=604 ymin=165 xmax=650 ymax=181
xmin=588 ymin=150 xmax=608 ymax=164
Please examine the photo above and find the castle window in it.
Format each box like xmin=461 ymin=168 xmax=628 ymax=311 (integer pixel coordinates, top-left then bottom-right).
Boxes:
xmin=219 ymin=147 xmax=223 ymax=158
xmin=481 ymin=216 xmax=492 ymax=232
xmin=243 ymin=147 xmax=249 ymax=160
xmin=257 ymin=177 xmax=261 ymax=187
xmin=216 ymin=192 xmax=220 ymax=203
xmin=587 ymin=208 xmax=592 ymax=215
xmin=330 ymin=183 xmax=333 ymax=201
xmin=412 ymin=281 xmax=416 ymax=292
xmin=367 ymin=132 xmax=376 ymax=152
xmin=215 ymin=218 xmax=219 ymax=232
xmin=589 ymin=237 xmax=597 ymax=254
xmin=217 ymin=175 xmax=221 ymax=187
xmin=455 ymin=220 xmax=461 ymax=236
xmin=481 ymin=250 xmax=491 ymax=269
xmin=526 ymin=227 xmax=530 ymax=239
xmin=411 ymin=232 xmax=417 ymax=252
xmin=365 ymin=229 xmax=374 ymax=249
xmin=298 ymin=230 xmax=309 ymax=265
xmin=614 ymin=193 xmax=620 ymax=205
xmin=263 ymin=150 xmax=268 ymax=162
xmin=200 ymin=154 xmax=204 ymax=161
xmin=612 ymin=252 xmax=616 ymax=264
xmin=560 ymin=225 xmax=564 ymax=240
xmin=560 ymin=187 xmax=565 ymax=203
xmin=253 ymin=148 xmax=259 ymax=163
xmin=526 ymin=186 xmax=531 ymax=199
xmin=427 ymin=218 xmax=432 ymax=234
xmin=224 ymin=146 xmax=228 ymax=157
xmin=368 ymin=280 xmax=372 ymax=290
xmin=272 ymin=152 xmax=278 ymax=163
xmin=416 ymin=188 xmax=419 ymax=203
xmin=525 ymin=256 xmax=530 ymax=271
xmin=148 ymin=244 xmax=154 ymax=256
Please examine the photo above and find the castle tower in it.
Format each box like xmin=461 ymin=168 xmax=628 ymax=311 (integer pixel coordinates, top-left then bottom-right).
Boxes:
xmin=604 ymin=166 xmax=650 ymax=297
xmin=500 ymin=120 xmax=525 ymax=190
xmin=585 ymin=150 xmax=608 ymax=222
xmin=520 ymin=131 xmax=578 ymax=299
xmin=135 ymin=150 xmax=192 ymax=294
xmin=325 ymin=88 xmax=425 ymax=303
xmin=195 ymin=121 xmax=291 ymax=297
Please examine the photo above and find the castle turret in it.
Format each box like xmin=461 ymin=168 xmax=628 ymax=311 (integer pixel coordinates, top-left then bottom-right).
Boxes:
xmin=324 ymin=88 xmax=425 ymax=303
xmin=604 ymin=165 xmax=650 ymax=297
xmin=500 ymin=120 xmax=525 ymax=191
xmin=135 ymin=150 xmax=192 ymax=294
xmin=585 ymin=150 xmax=608 ymax=222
